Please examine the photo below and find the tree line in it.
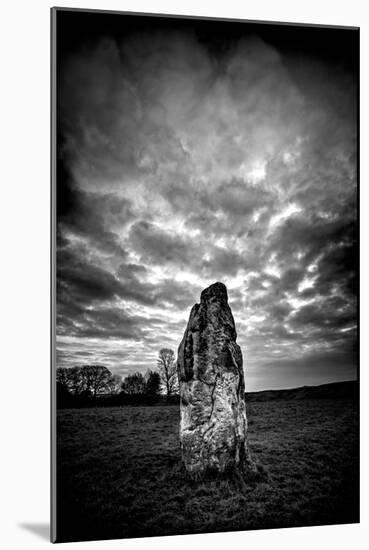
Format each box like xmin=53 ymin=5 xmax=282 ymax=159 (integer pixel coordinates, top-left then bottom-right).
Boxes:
xmin=56 ymin=348 xmax=178 ymax=408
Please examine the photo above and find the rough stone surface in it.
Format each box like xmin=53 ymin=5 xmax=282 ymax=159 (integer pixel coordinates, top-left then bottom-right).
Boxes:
xmin=177 ymin=282 xmax=254 ymax=476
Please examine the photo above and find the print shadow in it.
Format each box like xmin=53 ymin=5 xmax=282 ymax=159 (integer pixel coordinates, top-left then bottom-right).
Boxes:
xmin=18 ymin=523 xmax=49 ymax=541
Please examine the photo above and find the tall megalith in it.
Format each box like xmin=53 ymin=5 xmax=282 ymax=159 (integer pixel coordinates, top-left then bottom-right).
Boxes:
xmin=177 ymin=282 xmax=254 ymax=476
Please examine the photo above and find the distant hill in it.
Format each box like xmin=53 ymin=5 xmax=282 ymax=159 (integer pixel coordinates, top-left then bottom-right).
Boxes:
xmin=246 ymin=380 xmax=358 ymax=402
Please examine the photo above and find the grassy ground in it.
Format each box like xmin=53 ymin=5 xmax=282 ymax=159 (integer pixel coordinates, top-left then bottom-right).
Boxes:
xmin=56 ymin=398 xmax=358 ymax=542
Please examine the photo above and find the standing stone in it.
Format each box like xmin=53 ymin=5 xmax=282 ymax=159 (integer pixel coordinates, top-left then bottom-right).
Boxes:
xmin=177 ymin=282 xmax=254 ymax=476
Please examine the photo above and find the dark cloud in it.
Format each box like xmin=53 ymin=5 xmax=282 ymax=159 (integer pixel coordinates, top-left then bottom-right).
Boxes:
xmin=57 ymin=247 xmax=155 ymax=307
xmin=58 ymin=183 xmax=134 ymax=256
xmin=268 ymin=302 xmax=294 ymax=323
xmin=129 ymin=220 xmax=191 ymax=266
xmin=57 ymin=305 xmax=143 ymax=340
xmin=290 ymin=302 xmax=355 ymax=331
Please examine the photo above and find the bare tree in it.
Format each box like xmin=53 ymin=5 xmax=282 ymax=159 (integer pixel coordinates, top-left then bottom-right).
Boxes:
xmin=121 ymin=372 xmax=146 ymax=395
xmin=80 ymin=365 xmax=115 ymax=397
xmin=108 ymin=374 xmax=123 ymax=395
xmin=56 ymin=367 xmax=76 ymax=402
xmin=56 ymin=366 xmax=87 ymax=395
xmin=56 ymin=367 xmax=72 ymax=390
xmin=157 ymin=348 xmax=178 ymax=399
xmin=70 ymin=366 xmax=86 ymax=394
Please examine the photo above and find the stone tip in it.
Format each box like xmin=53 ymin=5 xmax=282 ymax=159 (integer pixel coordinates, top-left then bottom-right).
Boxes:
xmin=200 ymin=282 xmax=228 ymax=303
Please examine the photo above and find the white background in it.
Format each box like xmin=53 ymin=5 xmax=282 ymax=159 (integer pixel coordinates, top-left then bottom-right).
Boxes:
xmin=0 ymin=0 xmax=367 ymax=548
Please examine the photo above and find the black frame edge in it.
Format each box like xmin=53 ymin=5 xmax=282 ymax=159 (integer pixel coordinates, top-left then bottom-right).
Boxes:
xmin=50 ymin=6 xmax=57 ymax=544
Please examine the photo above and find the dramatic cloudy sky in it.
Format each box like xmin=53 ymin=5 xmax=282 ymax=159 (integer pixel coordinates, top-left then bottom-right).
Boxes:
xmin=56 ymin=12 xmax=358 ymax=391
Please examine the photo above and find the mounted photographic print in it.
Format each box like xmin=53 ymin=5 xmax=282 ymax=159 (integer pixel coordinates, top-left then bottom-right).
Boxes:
xmin=51 ymin=7 xmax=359 ymax=543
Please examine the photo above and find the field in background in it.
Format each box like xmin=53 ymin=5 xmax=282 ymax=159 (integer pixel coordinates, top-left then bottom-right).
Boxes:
xmin=56 ymin=394 xmax=358 ymax=542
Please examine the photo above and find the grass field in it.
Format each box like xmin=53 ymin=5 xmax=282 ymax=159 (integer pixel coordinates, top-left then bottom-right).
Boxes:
xmin=56 ymin=397 xmax=358 ymax=542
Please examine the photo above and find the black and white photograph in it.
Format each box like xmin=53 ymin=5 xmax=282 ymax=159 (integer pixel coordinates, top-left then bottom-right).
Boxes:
xmin=52 ymin=7 xmax=358 ymax=544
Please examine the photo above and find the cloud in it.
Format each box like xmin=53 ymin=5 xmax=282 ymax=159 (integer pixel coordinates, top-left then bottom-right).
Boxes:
xmin=129 ymin=220 xmax=191 ymax=266
xmin=56 ymin=21 xmax=357 ymax=390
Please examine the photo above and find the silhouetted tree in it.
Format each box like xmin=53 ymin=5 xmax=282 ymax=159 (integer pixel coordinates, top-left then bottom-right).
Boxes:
xmin=121 ymin=372 xmax=146 ymax=395
xmin=56 ymin=366 xmax=85 ymax=395
xmin=157 ymin=348 xmax=178 ymax=399
xmin=56 ymin=367 xmax=72 ymax=391
xmin=145 ymin=370 xmax=161 ymax=401
xmin=80 ymin=365 xmax=115 ymax=397
xmin=108 ymin=374 xmax=123 ymax=395
xmin=74 ymin=366 xmax=89 ymax=395
xmin=56 ymin=380 xmax=73 ymax=407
